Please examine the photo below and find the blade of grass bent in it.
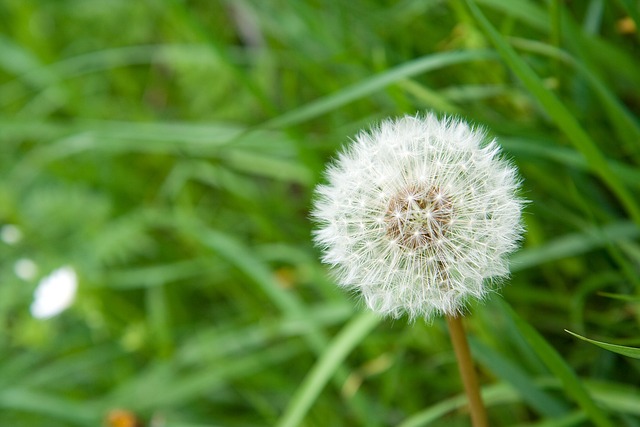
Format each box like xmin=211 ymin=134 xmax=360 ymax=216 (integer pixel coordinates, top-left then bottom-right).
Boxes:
xmin=264 ymin=49 xmax=497 ymax=128
xmin=275 ymin=311 xmax=380 ymax=427
xmin=465 ymin=0 xmax=640 ymax=226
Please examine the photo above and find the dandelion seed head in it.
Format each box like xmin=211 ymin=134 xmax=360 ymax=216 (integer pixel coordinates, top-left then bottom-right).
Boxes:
xmin=312 ymin=113 xmax=524 ymax=321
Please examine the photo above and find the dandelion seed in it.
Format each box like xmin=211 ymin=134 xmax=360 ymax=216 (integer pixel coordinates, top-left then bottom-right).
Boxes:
xmin=312 ymin=113 xmax=523 ymax=321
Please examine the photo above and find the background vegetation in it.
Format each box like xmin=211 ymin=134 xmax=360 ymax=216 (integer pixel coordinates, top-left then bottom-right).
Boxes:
xmin=1 ymin=0 xmax=639 ymax=426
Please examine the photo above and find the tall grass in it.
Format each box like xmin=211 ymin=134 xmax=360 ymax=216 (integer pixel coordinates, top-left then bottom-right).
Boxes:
xmin=1 ymin=0 xmax=639 ymax=426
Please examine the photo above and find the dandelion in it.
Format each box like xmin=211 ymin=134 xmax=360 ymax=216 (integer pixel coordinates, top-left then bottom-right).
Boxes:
xmin=30 ymin=266 xmax=78 ymax=319
xmin=312 ymin=113 xmax=523 ymax=321
xmin=312 ymin=113 xmax=524 ymax=427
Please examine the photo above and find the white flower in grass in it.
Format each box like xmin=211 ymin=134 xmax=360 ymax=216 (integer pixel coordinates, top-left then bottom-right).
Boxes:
xmin=312 ymin=114 xmax=523 ymax=321
xmin=30 ymin=266 xmax=78 ymax=319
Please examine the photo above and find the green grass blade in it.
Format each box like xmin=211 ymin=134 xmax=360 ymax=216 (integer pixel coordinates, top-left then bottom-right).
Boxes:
xmin=469 ymin=338 xmax=569 ymax=417
xmin=162 ymin=0 xmax=276 ymax=114
xmin=187 ymin=225 xmax=306 ymax=317
xmin=501 ymin=138 xmax=640 ymax=189
xmin=596 ymin=292 xmax=640 ymax=302
xmin=181 ymin=221 xmax=379 ymax=425
xmin=585 ymin=380 xmax=640 ymax=416
xmin=475 ymin=0 xmax=548 ymax=32
xmin=0 ymin=389 xmax=100 ymax=425
xmin=500 ymin=301 xmax=614 ymax=427
xmin=400 ymin=377 xmax=640 ymax=427
xmin=264 ymin=49 xmax=497 ymax=128
xmin=113 ymin=344 xmax=301 ymax=410
xmin=398 ymin=382 xmax=518 ymax=427
xmin=510 ymin=221 xmax=640 ymax=272
xmin=508 ymin=37 xmax=640 ymax=154
xmin=512 ymin=411 xmax=586 ymax=427
xmin=465 ymin=0 xmax=640 ymax=225
xmin=565 ymin=330 xmax=640 ymax=359
xmin=275 ymin=311 xmax=380 ymax=427
xmin=103 ymin=259 xmax=208 ymax=289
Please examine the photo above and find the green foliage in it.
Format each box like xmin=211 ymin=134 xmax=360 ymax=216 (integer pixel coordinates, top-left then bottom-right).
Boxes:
xmin=1 ymin=0 xmax=639 ymax=426
xmin=566 ymin=330 xmax=640 ymax=360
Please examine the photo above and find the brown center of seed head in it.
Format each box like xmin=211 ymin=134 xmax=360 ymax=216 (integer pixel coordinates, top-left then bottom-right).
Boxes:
xmin=385 ymin=185 xmax=453 ymax=251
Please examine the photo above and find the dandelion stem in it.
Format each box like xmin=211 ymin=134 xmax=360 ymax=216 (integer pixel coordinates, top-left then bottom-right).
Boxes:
xmin=446 ymin=315 xmax=488 ymax=427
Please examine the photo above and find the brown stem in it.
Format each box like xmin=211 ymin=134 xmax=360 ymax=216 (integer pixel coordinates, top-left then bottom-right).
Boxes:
xmin=446 ymin=315 xmax=488 ymax=427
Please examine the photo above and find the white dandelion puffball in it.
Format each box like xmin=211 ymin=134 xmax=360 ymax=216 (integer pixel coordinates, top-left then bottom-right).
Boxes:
xmin=312 ymin=114 xmax=523 ymax=320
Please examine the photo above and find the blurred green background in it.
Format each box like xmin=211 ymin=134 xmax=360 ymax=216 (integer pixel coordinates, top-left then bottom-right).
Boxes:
xmin=1 ymin=0 xmax=640 ymax=426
